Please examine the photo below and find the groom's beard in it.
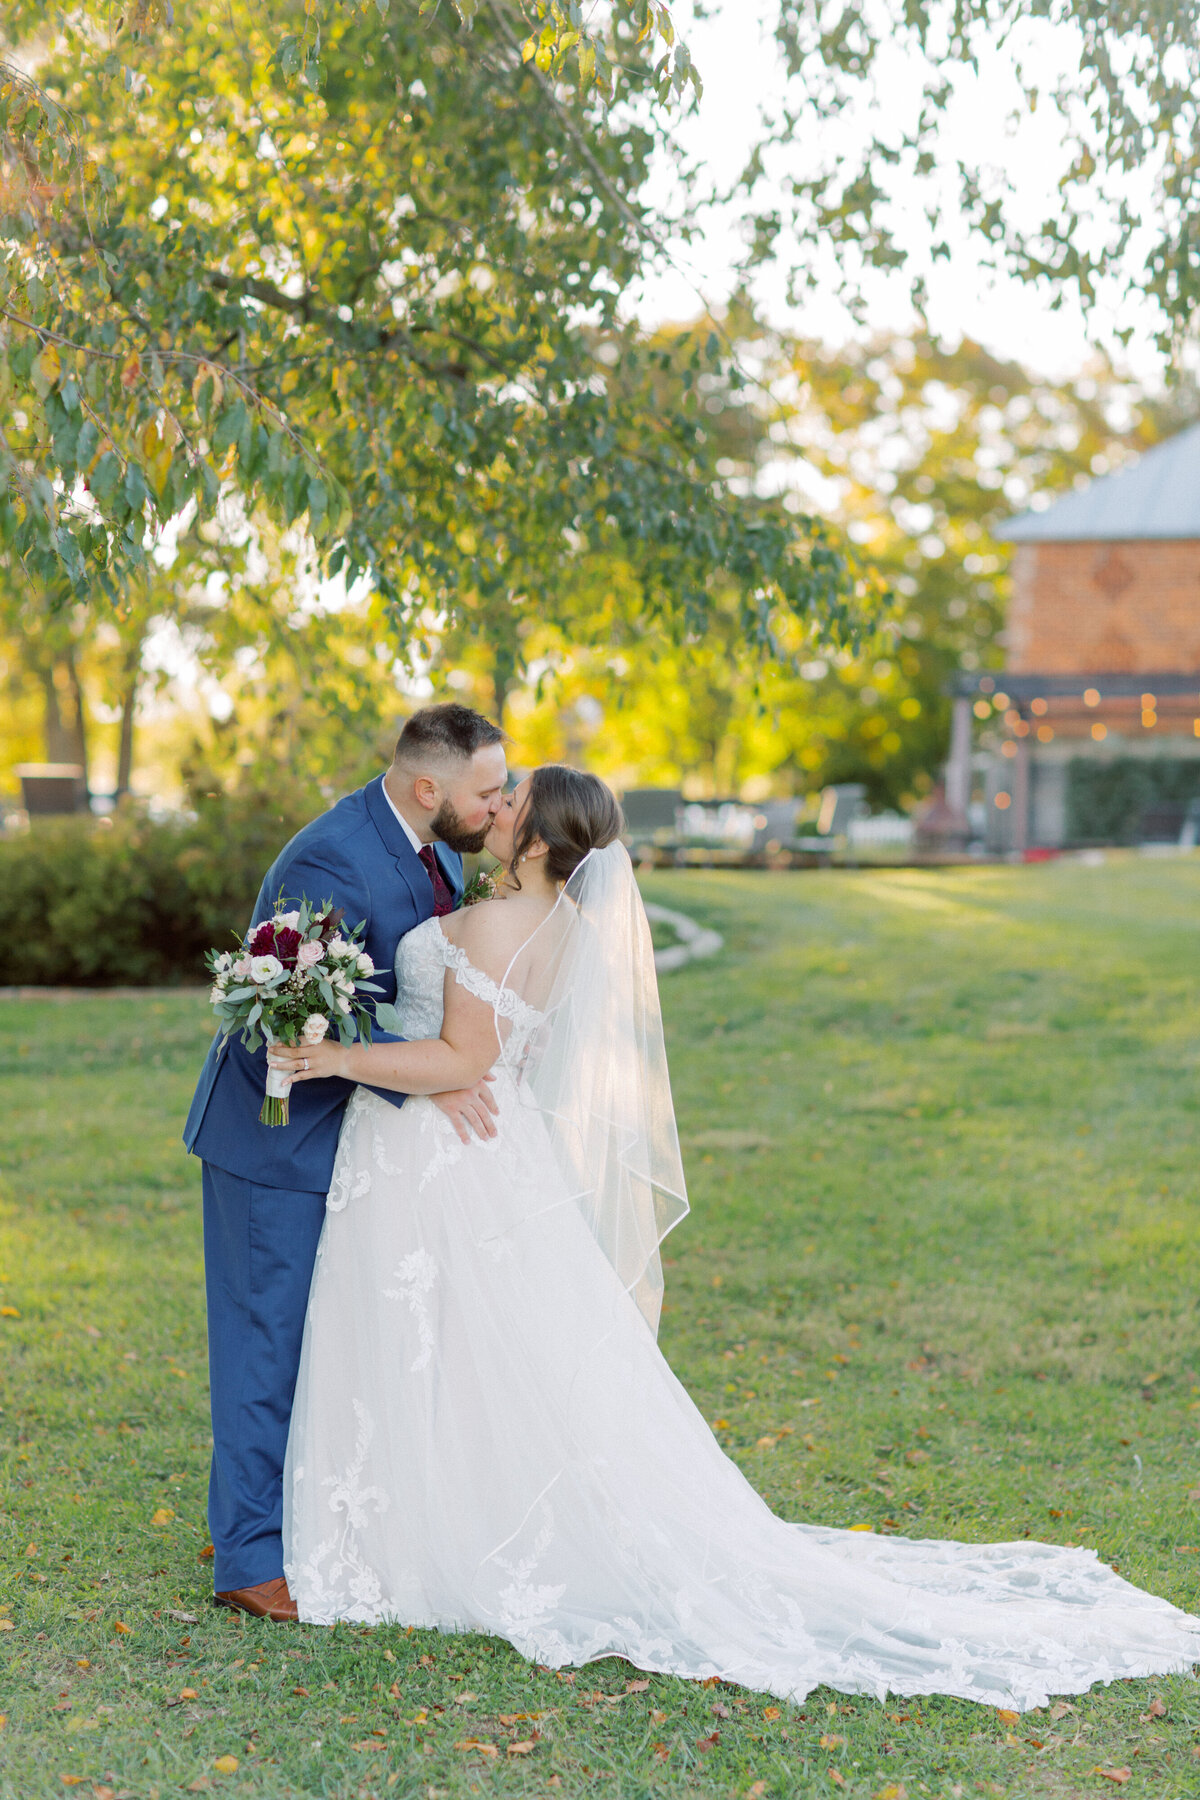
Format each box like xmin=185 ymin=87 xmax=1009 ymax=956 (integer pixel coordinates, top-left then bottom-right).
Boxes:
xmin=431 ymin=799 xmax=493 ymax=855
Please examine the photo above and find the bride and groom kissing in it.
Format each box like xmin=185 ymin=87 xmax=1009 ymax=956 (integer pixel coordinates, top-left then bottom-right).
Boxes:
xmin=184 ymin=702 xmax=1200 ymax=1709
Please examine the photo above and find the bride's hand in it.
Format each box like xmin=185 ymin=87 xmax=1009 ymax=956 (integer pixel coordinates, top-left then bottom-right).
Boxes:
xmin=268 ymin=1040 xmax=349 ymax=1083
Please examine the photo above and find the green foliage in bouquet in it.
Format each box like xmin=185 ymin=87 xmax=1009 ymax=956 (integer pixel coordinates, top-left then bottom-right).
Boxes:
xmin=207 ymin=895 xmax=386 ymax=1124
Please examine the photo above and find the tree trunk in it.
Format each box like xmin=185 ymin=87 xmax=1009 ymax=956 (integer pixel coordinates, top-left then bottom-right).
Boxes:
xmin=116 ymin=676 xmax=137 ymax=800
xmin=63 ymin=644 xmax=90 ymax=796
xmin=115 ymin=631 xmax=144 ymax=800
xmin=39 ymin=664 xmax=74 ymax=764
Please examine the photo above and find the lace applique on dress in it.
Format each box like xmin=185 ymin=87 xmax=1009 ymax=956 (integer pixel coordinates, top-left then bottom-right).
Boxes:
xmin=438 ymin=938 xmax=544 ymax=1036
xmin=383 ymin=1248 xmax=438 ymax=1371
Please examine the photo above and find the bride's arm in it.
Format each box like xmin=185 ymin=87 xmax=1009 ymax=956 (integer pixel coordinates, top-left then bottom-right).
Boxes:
xmin=267 ymin=918 xmax=510 ymax=1096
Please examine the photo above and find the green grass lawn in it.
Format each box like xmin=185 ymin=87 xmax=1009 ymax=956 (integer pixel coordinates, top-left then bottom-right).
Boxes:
xmin=3 ymin=858 xmax=1200 ymax=1800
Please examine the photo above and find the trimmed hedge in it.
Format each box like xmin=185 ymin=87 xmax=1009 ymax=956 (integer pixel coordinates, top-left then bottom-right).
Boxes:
xmin=1065 ymin=756 xmax=1200 ymax=845
xmin=0 ymin=792 xmax=319 ymax=986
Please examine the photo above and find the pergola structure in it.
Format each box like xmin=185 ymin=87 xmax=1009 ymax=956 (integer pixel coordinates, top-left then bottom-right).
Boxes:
xmin=944 ymin=422 xmax=1200 ymax=852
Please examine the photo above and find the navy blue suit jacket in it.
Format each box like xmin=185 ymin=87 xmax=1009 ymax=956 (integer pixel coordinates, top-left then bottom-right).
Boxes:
xmin=184 ymin=775 xmax=463 ymax=1192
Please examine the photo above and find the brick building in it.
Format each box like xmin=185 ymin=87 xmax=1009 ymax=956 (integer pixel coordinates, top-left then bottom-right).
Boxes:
xmin=945 ymin=421 xmax=1200 ymax=850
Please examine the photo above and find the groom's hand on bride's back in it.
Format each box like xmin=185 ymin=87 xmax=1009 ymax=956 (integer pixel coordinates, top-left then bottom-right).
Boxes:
xmin=430 ymin=1075 xmax=499 ymax=1143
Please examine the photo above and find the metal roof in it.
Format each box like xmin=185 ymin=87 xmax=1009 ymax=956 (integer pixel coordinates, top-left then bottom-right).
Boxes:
xmin=1001 ymin=420 xmax=1200 ymax=542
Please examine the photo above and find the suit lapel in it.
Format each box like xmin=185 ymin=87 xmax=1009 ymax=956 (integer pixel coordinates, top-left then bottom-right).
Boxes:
xmin=364 ymin=774 xmax=431 ymax=920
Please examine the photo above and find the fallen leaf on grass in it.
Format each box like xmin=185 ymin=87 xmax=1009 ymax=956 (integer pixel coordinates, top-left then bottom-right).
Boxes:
xmin=58 ymin=1780 xmax=85 ymax=1789
xmin=762 ymin=1706 xmax=781 ymax=1721
xmin=1048 ymin=1701 xmax=1076 ymax=1720
xmin=711 ymin=1701 xmax=731 ymax=1719
xmin=829 ymin=1772 xmax=846 ymax=1789
xmin=198 ymin=1546 xmax=214 ymax=1561
xmin=819 ymin=1734 xmax=844 ymax=1749
xmin=151 ymin=1508 xmax=175 ymax=1526
xmin=650 ymin=1709 xmax=667 ymax=1725
xmin=1140 ymin=1698 xmax=1167 ymax=1720
xmin=507 ymin=1736 xmax=539 ymax=1756
xmin=749 ymin=1784 xmax=768 ymax=1797
xmin=652 ymin=1743 xmax=670 ymax=1762
xmin=113 ymin=1621 xmax=132 ymax=1635
xmin=1094 ymin=1770 xmax=1132 ymax=1785
xmin=451 ymin=1691 xmax=478 ymax=1705
xmin=875 ymin=1786 xmax=907 ymax=1800
xmin=0 ymin=1306 xmax=20 ymax=1319
xmin=291 ymin=1686 xmax=309 ymax=1697
xmin=626 ymin=1679 xmax=651 ymax=1693
xmin=0 ymin=1621 xmax=13 ymax=1633
xmin=186 ymin=1781 xmax=210 ymax=1793
xmin=454 ymin=1739 xmax=498 ymax=1757
xmin=167 ymin=1610 xmax=196 ymax=1624
xmin=94 ymin=1787 xmax=116 ymax=1799
xmin=212 ymin=1756 xmax=239 ymax=1774
xmin=995 ymin=1708 xmax=1020 ymax=1724
xmin=695 ymin=1731 xmax=720 ymax=1752
xmin=179 ymin=1689 xmax=198 ymax=1701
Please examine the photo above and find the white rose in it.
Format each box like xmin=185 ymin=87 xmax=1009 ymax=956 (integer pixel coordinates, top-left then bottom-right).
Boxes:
xmin=214 ymin=951 xmax=233 ymax=973
xmin=209 ymin=983 xmax=225 ymax=1005
xmin=300 ymin=1014 xmax=330 ymax=1045
xmin=327 ymin=935 xmax=351 ymax=959
xmin=275 ymin=910 xmax=301 ymax=929
xmin=232 ymin=955 xmax=252 ymax=979
xmin=337 ymin=995 xmax=352 ymax=1014
xmin=355 ymin=951 xmax=374 ymax=976
xmin=249 ymin=954 xmax=284 ymax=984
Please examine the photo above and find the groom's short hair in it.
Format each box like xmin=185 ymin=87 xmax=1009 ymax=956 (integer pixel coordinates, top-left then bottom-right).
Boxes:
xmin=393 ymin=703 xmax=505 ymax=770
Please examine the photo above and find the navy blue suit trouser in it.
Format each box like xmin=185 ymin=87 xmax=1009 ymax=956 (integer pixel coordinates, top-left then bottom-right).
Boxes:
xmin=201 ymin=1164 xmax=327 ymax=1593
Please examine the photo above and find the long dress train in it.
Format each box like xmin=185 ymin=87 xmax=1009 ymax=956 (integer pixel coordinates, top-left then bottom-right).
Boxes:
xmin=284 ymin=915 xmax=1200 ymax=1709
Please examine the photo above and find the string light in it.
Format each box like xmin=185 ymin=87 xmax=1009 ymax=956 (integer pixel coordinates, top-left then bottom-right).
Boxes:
xmin=1084 ymin=689 xmax=1101 ymax=707
xmin=1091 ymin=722 xmax=1107 ymax=741
xmin=1030 ymin=698 xmax=1048 ymax=716
xmin=1037 ymin=725 xmax=1054 ymax=743
xmin=995 ymin=792 xmax=1012 ymax=810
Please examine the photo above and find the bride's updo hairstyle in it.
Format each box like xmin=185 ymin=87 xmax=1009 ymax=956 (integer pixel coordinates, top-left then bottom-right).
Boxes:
xmin=510 ymin=765 xmax=624 ymax=886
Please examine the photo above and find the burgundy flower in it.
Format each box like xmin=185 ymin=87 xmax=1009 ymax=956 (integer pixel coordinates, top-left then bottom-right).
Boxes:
xmin=274 ymin=926 xmax=302 ymax=967
xmin=249 ymin=922 xmax=277 ymax=955
xmin=316 ymin=906 xmax=345 ymax=940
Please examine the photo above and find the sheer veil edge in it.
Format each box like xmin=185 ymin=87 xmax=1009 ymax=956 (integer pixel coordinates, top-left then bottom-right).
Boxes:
xmin=495 ymin=840 xmax=690 ymax=1334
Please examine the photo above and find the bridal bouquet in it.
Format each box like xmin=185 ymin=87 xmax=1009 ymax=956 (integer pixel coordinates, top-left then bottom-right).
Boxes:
xmin=206 ymin=897 xmax=384 ymax=1126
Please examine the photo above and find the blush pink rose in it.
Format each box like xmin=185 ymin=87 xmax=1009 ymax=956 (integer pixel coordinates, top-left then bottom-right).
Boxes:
xmin=296 ymin=940 xmax=323 ymax=968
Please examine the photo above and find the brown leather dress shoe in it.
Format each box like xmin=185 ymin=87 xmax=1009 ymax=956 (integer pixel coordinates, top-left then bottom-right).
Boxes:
xmin=214 ymin=1576 xmax=299 ymax=1622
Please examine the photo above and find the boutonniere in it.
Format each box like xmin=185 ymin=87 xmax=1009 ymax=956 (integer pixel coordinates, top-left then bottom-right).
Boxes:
xmin=461 ymin=866 xmax=500 ymax=906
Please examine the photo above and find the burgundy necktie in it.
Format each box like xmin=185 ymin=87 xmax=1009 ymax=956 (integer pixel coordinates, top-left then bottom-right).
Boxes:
xmin=418 ymin=844 xmax=455 ymax=917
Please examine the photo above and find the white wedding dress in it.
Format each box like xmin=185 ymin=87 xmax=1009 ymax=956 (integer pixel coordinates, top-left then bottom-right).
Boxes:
xmin=285 ymin=877 xmax=1200 ymax=1710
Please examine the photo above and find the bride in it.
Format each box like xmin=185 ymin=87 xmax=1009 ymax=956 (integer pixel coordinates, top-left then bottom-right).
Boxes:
xmin=268 ymin=765 xmax=1200 ymax=1709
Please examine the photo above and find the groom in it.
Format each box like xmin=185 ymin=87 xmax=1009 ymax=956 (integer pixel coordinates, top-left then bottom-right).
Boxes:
xmin=184 ymin=703 xmax=507 ymax=1620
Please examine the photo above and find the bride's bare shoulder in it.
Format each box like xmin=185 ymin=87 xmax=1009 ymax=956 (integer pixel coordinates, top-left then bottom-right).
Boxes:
xmin=441 ymin=896 xmax=550 ymax=972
